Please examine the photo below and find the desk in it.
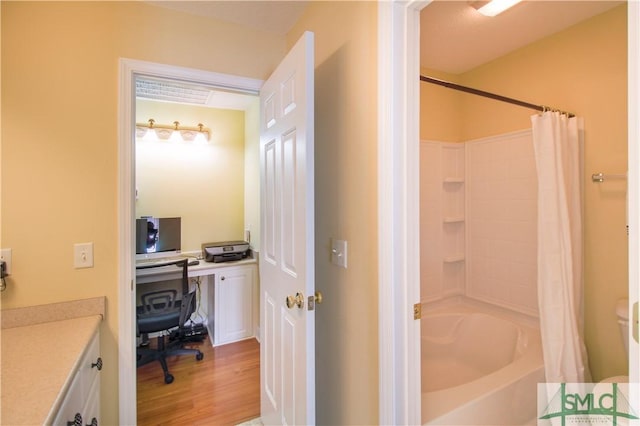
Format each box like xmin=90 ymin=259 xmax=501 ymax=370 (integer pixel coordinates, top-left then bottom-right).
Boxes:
xmin=135 ymin=256 xmax=257 ymax=284
xmin=135 ymin=256 xmax=259 ymax=347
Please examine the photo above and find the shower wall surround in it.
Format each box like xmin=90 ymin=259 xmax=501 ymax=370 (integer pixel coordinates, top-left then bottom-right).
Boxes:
xmin=421 ymin=130 xmax=539 ymax=317
xmin=420 ymin=142 xmax=466 ymax=300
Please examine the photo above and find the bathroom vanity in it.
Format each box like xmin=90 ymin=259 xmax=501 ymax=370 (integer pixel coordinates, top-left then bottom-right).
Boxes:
xmin=1 ymin=297 xmax=105 ymax=425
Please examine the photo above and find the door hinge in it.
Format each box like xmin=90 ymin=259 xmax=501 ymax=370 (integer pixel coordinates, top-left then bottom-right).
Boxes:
xmin=413 ymin=303 xmax=422 ymax=320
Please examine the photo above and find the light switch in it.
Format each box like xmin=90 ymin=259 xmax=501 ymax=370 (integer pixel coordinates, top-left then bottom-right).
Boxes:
xmin=331 ymin=239 xmax=347 ymax=268
xmin=74 ymin=242 xmax=94 ymax=269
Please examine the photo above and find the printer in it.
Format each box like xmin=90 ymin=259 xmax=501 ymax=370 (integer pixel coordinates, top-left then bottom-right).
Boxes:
xmin=202 ymin=241 xmax=250 ymax=263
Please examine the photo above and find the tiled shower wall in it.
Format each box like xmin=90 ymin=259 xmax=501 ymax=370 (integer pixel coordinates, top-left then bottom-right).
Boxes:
xmin=420 ymin=130 xmax=539 ymax=316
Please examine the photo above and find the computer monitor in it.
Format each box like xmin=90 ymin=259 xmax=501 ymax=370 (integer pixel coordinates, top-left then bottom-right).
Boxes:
xmin=136 ymin=217 xmax=181 ymax=254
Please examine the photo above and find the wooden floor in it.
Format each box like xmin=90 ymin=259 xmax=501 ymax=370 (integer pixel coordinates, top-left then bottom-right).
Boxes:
xmin=137 ymin=337 xmax=260 ymax=426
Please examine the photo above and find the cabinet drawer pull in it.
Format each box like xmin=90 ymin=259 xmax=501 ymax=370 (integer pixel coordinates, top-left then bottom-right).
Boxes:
xmin=67 ymin=412 xmax=82 ymax=426
xmin=221 ymin=276 xmax=225 ymax=280
xmin=91 ymin=357 xmax=103 ymax=371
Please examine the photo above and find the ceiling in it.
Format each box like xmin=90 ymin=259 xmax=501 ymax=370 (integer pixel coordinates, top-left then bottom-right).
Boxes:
xmin=136 ymin=75 xmax=258 ymax=110
xmin=142 ymin=0 xmax=623 ymax=108
xmin=421 ymin=0 xmax=623 ymax=74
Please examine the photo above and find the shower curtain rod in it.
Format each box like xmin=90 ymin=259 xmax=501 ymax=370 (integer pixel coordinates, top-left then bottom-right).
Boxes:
xmin=420 ymin=75 xmax=575 ymax=118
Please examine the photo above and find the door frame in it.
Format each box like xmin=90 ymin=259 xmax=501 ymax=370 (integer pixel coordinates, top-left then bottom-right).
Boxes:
xmin=377 ymin=1 xmax=429 ymax=425
xmin=117 ymin=58 xmax=262 ymax=424
xmin=378 ymin=1 xmax=640 ymax=423
xmin=627 ymin=0 xmax=639 ymax=386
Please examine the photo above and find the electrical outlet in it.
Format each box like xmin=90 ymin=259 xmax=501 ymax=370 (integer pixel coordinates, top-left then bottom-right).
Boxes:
xmin=0 ymin=248 xmax=12 ymax=275
xmin=74 ymin=242 xmax=94 ymax=269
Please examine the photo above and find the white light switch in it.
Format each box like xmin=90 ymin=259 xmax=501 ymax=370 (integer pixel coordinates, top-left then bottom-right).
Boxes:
xmin=74 ymin=242 xmax=94 ymax=269
xmin=331 ymin=239 xmax=348 ymax=268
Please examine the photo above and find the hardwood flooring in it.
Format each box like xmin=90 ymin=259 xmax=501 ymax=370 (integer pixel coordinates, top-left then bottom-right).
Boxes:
xmin=137 ymin=337 xmax=260 ymax=426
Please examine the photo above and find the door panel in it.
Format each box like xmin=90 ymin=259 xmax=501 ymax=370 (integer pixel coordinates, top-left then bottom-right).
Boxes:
xmin=282 ymin=129 xmax=298 ymax=276
xmin=264 ymin=139 xmax=278 ymax=265
xmin=259 ymin=31 xmax=315 ymax=425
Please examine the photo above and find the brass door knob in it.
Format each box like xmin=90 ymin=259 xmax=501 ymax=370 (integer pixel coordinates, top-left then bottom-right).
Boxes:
xmin=286 ymin=292 xmax=304 ymax=309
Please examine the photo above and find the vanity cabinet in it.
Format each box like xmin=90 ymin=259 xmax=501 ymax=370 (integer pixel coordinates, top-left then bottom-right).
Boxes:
xmin=53 ymin=331 xmax=101 ymax=426
xmin=207 ymin=264 xmax=258 ymax=346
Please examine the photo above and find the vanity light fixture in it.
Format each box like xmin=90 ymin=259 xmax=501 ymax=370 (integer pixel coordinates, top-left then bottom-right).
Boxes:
xmin=194 ymin=124 xmax=207 ymax=145
xmin=141 ymin=118 xmax=157 ymax=142
xmin=471 ymin=0 xmax=522 ymax=17
xmin=169 ymin=121 xmax=182 ymax=143
xmin=135 ymin=118 xmax=210 ymax=142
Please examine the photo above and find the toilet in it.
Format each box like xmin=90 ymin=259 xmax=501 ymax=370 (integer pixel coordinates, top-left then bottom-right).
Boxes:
xmin=589 ymin=299 xmax=630 ymax=426
xmin=598 ymin=298 xmax=629 ymax=384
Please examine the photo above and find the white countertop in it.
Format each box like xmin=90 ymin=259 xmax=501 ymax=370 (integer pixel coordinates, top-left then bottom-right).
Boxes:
xmin=1 ymin=297 xmax=105 ymax=425
xmin=1 ymin=315 xmax=102 ymax=425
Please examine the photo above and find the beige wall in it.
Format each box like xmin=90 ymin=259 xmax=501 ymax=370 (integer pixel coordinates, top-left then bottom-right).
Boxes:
xmin=287 ymin=1 xmax=379 ymax=424
xmin=421 ymin=5 xmax=628 ymax=381
xmin=244 ymin=98 xmax=262 ymax=251
xmin=1 ymin=2 xmax=285 ymax=423
xmin=420 ymin=68 xmax=463 ymax=142
xmin=135 ymin=100 xmax=246 ymax=251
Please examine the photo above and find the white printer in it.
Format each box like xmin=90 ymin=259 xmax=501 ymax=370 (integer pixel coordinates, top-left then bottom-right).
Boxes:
xmin=202 ymin=241 xmax=250 ymax=263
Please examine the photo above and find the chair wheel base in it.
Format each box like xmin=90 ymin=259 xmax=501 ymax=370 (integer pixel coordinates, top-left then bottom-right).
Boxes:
xmin=196 ymin=352 xmax=204 ymax=361
xmin=164 ymin=373 xmax=174 ymax=384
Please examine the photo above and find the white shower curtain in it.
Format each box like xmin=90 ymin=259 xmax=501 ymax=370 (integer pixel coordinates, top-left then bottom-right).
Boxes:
xmin=531 ymin=111 xmax=591 ymax=383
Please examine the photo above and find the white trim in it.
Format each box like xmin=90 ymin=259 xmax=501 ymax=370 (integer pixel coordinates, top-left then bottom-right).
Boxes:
xmin=117 ymin=58 xmax=136 ymax=426
xmin=377 ymin=1 xmax=429 ymax=424
xmin=117 ymin=58 xmax=262 ymax=424
xmin=627 ymin=1 xmax=639 ymax=385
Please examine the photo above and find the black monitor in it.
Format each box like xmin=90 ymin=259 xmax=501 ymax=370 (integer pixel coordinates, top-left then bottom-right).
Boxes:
xmin=136 ymin=217 xmax=181 ymax=254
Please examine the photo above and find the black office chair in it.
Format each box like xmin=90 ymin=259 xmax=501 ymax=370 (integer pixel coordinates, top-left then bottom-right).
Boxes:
xmin=136 ymin=258 xmax=204 ymax=384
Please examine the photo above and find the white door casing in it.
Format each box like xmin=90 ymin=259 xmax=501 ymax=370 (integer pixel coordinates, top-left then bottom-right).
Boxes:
xmin=377 ymin=1 xmax=428 ymax=425
xmin=628 ymin=0 xmax=640 ymax=386
xmin=259 ymin=31 xmax=315 ymax=425
xmin=117 ymin=59 xmax=262 ymax=424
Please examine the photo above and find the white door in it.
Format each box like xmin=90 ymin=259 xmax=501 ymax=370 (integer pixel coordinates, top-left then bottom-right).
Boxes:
xmin=259 ymin=31 xmax=315 ymax=425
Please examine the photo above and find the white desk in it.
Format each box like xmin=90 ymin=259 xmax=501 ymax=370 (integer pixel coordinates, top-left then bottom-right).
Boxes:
xmin=135 ymin=256 xmax=257 ymax=284
xmin=135 ymin=255 xmax=259 ymax=347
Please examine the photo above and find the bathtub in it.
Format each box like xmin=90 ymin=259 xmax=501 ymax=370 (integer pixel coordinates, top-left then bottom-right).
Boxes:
xmin=422 ymin=303 xmax=544 ymax=425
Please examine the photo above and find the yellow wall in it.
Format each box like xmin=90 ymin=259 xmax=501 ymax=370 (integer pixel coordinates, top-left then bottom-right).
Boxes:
xmin=422 ymin=5 xmax=628 ymax=381
xmin=420 ymin=68 xmax=463 ymax=142
xmin=1 ymin=2 xmax=285 ymax=422
xmin=244 ymin=98 xmax=262 ymax=251
xmin=287 ymin=2 xmax=379 ymax=424
xmin=135 ymin=100 xmax=246 ymax=251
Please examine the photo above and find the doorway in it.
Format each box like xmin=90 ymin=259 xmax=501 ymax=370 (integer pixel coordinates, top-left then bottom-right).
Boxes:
xmin=118 ymin=59 xmax=263 ymax=424
xmin=377 ymin=1 xmax=640 ymax=424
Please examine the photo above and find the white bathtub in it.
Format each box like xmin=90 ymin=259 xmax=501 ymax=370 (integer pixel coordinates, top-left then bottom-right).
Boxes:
xmin=422 ymin=303 xmax=544 ymax=425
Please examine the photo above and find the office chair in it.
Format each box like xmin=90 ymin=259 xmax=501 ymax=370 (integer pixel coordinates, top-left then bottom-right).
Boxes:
xmin=136 ymin=258 xmax=204 ymax=384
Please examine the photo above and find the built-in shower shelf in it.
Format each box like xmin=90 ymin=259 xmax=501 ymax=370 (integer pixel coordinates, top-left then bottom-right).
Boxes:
xmin=443 ymin=216 xmax=465 ymax=223
xmin=443 ymin=254 xmax=465 ymax=263
xmin=443 ymin=177 xmax=464 ymax=183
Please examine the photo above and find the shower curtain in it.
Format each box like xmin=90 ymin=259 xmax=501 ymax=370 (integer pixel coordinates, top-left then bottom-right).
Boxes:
xmin=531 ymin=111 xmax=591 ymax=383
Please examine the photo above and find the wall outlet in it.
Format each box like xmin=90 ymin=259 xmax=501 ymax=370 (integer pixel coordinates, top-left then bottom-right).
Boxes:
xmin=0 ymin=248 xmax=12 ymax=275
xmin=74 ymin=242 xmax=94 ymax=269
